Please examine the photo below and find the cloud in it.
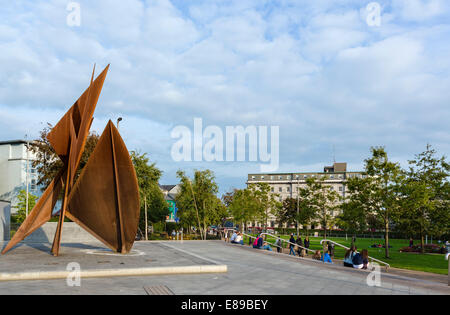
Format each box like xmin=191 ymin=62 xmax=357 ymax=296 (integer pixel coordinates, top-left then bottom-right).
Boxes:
xmin=0 ymin=0 xmax=449 ymax=193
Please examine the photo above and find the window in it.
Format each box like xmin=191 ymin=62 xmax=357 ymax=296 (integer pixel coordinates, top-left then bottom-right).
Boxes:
xmin=287 ymin=187 xmax=290 ymax=192
xmin=279 ymin=176 xmax=283 ymax=180
xmin=261 ymin=176 xmax=265 ymax=180
xmin=304 ymin=175 xmax=308 ymax=179
xmin=251 ymin=176 xmax=256 ymax=180
xmin=270 ymin=176 xmax=274 ymax=180
xmin=330 ymin=175 xmax=334 ymax=179
xmin=279 ymin=187 xmax=282 ymax=192
xmin=338 ymin=175 xmax=343 ymax=179
xmin=271 ymin=187 xmax=274 ymax=192
xmin=339 ymin=186 xmax=343 ymax=192
xmin=295 ymin=175 xmax=299 ymax=179
xmin=31 ymin=185 xmax=37 ymax=191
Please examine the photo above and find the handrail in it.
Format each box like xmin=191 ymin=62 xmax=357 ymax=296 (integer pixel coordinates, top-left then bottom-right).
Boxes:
xmin=320 ymin=239 xmax=390 ymax=271
xmin=239 ymin=232 xmax=280 ymax=249
xmin=260 ymin=233 xmax=316 ymax=254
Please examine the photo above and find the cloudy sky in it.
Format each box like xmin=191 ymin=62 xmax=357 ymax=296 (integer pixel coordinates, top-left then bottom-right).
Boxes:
xmin=1 ymin=0 xmax=449 ymax=194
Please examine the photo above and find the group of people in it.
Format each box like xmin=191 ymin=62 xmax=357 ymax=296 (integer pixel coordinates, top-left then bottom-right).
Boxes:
xmin=230 ymin=231 xmax=244 ymax=245
xmin=343 ymin=245 xmax=369 ymax=269
xmin=252 ymin=234 xmax=273 ymax=251
xmin=287 ymin=234 xmax=310 ymax=257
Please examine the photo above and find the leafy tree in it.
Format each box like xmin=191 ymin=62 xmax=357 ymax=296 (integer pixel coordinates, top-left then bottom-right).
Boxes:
xmin=226 ymin=188 xmax=259 ymax=231
xmin=296 ymin=181 xmax=319 ymax=236
xmin=14 ymin=190 xmax=38 ymax=224
xmin=176 ymin=170 xmax=226 ymax=240
xmin=337 ymin=176 xmax=370 ymax=246
xmin=306 ymin=177 xmax=340 ymax=239
xmin=360 ymin=147 xmax=403 ymax=258
xmin=30 ymin=124 xmax=99 ymax=190
xmin=248 ymin=183 xmax=281 ymax=232
xmin=279 ymin=198 xmax=298 ymax=231
xmin=398 ymin=145 xmax=450 ymax=252
xmin=131 ymin=151 xmax=169 ymax=234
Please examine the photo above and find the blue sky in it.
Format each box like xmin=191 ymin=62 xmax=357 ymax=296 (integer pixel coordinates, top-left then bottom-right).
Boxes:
xmin=0 ymin=0 xmax=449 ymax=194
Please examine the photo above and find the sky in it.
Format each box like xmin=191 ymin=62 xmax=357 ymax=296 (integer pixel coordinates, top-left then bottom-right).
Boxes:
xmin=0 ymin=0 xmax=449 ymax=195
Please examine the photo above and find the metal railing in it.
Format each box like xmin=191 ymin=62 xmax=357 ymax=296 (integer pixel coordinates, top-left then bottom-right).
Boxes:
xmin=320 ymin=239 xmax=390 ymax=271
xmin=259 ymin=233 xmax=316 ymax=254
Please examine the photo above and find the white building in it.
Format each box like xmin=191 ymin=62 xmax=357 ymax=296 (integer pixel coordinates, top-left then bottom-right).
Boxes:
xmin=0 ymin=140 xmax=40 ymax=213
xmin=247 ymin=163 xmax=365 ymax=230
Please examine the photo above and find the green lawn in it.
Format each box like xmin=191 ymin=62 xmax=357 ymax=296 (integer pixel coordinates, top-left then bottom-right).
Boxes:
xmin=243 ymin=234 xmax=449 ymax=275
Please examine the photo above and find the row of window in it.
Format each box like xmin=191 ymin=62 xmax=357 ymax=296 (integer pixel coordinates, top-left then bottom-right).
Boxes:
xmin=251 ymin=173 xmax=366 ymax=181
xmin=271 ymin=185 xmax=345 ymax=193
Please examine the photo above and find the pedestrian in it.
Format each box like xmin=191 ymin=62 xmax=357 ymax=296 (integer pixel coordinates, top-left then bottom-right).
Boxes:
xmin=327 ymin=241 xmax=335 ymax=258
xmin=289 ymin=234 xmax=296 ymax=256
xmin=304 ymin=236 xmax=310 ymax=256
xmin=343 ymin=245 xmax=357 ymax=268
xmin=312 ymin=250 xmax=321 ymax=261
xmin=361 ymin=249 xmax=369 ymax=270
xmin=275 ymin=238 xmax=282 ymax=253
xmin=262 ymin=242 xmax=272 ymax=251
xmin=296 ymin=235 xmax=303 ymax=257
xmin=321 ymin=250 xmax=333 ymax=264
xmin=171 ymin=230 xmax=176 ymax=240
xmin=352 ymin=248 xmax=364 ymax=269
xmin=230 ymin=231 xmax=238 ymax=244
xmin=409 ymin=237 xmax=414 ymax=248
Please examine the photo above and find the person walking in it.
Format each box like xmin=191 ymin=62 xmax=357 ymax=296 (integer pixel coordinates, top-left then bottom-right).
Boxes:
xmin=296 ymin=235 xmax=303 ymax=257
xmin=289 ymin=234 xmax=296 ymax=256
xmin=304 ymin=236 xmax=310 ymax=256
xmin=275 ymin=238 xmax=282 ymax=253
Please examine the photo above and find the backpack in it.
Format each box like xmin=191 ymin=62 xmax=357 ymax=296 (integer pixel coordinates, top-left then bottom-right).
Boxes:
xmin=253 ymin=238 xmax=259 ymax=246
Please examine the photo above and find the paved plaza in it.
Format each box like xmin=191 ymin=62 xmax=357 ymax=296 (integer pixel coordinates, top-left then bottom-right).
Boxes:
xmin=0 ymin=240 xmax=448 ymax=295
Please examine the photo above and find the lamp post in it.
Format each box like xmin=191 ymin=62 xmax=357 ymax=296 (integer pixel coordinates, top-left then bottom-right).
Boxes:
xmin=116 ymin=117 xmax=123 ymax=130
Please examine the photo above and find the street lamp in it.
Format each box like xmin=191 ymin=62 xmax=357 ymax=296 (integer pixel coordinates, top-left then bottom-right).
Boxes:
xmin=116 ymin=117 xmax=123 ymax=130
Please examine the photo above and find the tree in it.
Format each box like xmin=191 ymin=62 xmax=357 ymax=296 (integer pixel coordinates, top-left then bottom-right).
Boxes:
xmin=15 ymin=190 xmax=38 ymax=224
xmin=248 ymin=183 xmax=281 ymax=232
xmin=296 ymin=181 xmax=319 ymax=236
xmin=226 ymin=188 xmax=259 ymax=232
xmin=176 ymin=170 xmax=226 ymax=240
xmin=279 ymin=198 xmax=298 ymax=231
xmin=361 ymin=147 xmax=403 ymax=258
xmin=30 ymin=124 xmax=99 ymax=190
xmin=307 ymin=178 xmax=340 ymax=239
xmin=399 ymin=144 xmax=450 ymax=252
xmin=131 ymin=151 xmax=169 ymax=234
xmin=337 ymin=176 xmax=370 ymax=246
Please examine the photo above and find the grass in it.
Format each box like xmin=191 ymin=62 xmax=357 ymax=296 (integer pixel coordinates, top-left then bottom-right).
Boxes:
xmin=243 ymin=234 xmax=449 ymax=275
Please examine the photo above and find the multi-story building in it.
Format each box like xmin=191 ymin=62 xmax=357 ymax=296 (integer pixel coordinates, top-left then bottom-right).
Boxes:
xmin=246 ymin=162 xmax=365 ymax=229
xmin=0 ymin=140 xmax=41 ymax=213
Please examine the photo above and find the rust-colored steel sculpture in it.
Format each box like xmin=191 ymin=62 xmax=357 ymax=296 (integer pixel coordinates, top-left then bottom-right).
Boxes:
xmin=1 ymin=65 xmax=140 ymax=256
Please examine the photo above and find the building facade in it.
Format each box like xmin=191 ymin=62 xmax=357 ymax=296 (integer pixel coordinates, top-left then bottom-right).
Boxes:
xmin=0 ymin=140 xmax=41 ymax=213
xmin=246 ymin=163 xmax=365 ymax=229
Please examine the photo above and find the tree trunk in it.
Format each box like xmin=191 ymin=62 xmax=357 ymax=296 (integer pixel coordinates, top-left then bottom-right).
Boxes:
xmin=385 ymin=219 xmax=390 ymax=258
xmin=421 ymin=232 xmax=425 ymax=254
